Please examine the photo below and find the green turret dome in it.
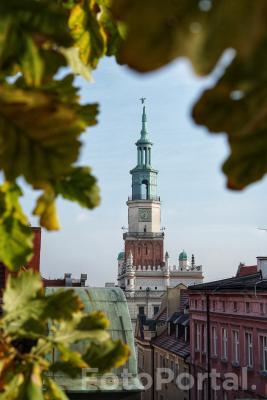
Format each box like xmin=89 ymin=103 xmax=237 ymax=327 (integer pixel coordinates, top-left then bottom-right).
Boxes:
xmin=117 ymin=251 xmax=125 ymax=261
xmin=179 ymin=250 xmax=187 ymax=261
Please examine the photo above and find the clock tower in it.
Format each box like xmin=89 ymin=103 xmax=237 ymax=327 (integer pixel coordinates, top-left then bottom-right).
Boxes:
xmin=116 ymin=100 xmax=204 ymax=332
xmin=124 ymin=99 xmax=164 ymax=267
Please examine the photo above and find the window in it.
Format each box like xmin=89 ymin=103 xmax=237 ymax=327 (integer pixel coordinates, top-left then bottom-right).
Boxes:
xmin=170 ymin=360 xmax=174 ymax=371
xmin=202 ymin=324 xmax=207 ymax=353
xmin=175 ymin=324 xmax=179 ymax=339
xmin=175 ymin=363 xmax=179 ymax=377
xmin=184 ymin=326 xmax=188 ymax=342
xmin=223 ymin=392 xmax=228 ymax=400
xmin=155 ymin=287 xmax=157 ymax=290
xmin=195 ymin=299 xmax=198 ymax=309
xmin=233 ymin=301 xmax=237 ymax=312
xmin=212 ymin=300 xmax=216 ymax=310
xmin=245 ymin=332 xmax=253 ymax=367
xmin=222 ymin=327 xmax=228 ymax=360
xmin=212 ymin=389 xmax=218 ymax=400
xmin=201 ymin=299 xmax=204 ymax=310
xmin=246 ymin=302 xmax=250 ymax=313
xmin=153 ymin=306 xmax=159 ymax=315
xmin=212 ymin=326 xmax=218 ymax=356
xmin=139 ymin=286 xmax=142 ymax=290
xmin=138 ymin=306 xmax=145 ymax=315
xmin=222 ymin=301 xmax=225 ymax=312
xmin=159 ymin=355 xmax=163 ymax=368
xmin=232 ymin=330 xmax=240 ymax=364
xmin=259 ymin=335 xmax=267 ymax=371
xmin=127 ymin=279 xmax=130 ymax=285
xmin=260 ymin=303 xmax=265 ymax=315
xmin=196 ymin=323 xmax=201 ymax=351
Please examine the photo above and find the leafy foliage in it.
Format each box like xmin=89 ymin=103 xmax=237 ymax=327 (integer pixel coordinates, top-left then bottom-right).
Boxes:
xmin=0 ymin=182 xmax=33 ymax=270
xmin=0 ymin=1 xmax=128 ymax=398
xmin=112 ymin=0 xmax=267 ymax=189
xmin=0 ymin=271 xmax=129 ymax=399
xmin=0 ymin=0 xmax=121 ymax=267
xmin=1 ymin=0 xmax=266 ymax=398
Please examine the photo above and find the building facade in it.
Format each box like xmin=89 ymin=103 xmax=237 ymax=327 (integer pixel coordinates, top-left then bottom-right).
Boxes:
xmin=117 ymin=101 xmax=203 ymax=331
xmin=135 ymin=284 xmax=190 ymax=400
xmin=188 ymin=257 xmax=267 ymax=399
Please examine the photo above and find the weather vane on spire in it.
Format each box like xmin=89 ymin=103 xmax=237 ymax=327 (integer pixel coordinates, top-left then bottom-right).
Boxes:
xmin=140 ymin=97 xmax=146 ymax=104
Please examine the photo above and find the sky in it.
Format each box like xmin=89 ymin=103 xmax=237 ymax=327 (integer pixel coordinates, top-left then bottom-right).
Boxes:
xmin=22 ymin=56 xmax=267 ymax=286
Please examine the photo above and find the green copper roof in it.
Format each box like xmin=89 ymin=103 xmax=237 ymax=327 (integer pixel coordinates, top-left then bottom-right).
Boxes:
xmin=45 ymin=287 xmax=142 ymax=393
xmin=117 ymin=251 xmax=125 ymax=260
xmin=136 ymin=101 xmax=152 ymax=145
xmin=179 ymin=250 xmax=187 ymax=261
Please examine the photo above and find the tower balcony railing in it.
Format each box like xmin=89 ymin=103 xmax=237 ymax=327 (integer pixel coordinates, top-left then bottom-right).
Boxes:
xmin=123 ymin=231 xmax=164 ymax=239
xmin=128 ymin=194 xmax=160 ymax=201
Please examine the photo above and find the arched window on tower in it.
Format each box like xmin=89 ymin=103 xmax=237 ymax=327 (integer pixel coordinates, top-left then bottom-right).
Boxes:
xmin=141 ymin=179 xmax=149 ymax=200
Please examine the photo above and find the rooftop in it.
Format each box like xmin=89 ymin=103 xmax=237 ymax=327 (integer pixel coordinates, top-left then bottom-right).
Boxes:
xmin=152 ymin=332 xmax=190 ymax=359
xmin=188 ymin=271 xmax=267 ymax=292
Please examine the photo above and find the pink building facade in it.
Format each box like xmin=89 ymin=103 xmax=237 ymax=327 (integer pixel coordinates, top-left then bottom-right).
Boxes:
xmin=188 ymin=259 xmax=267 ymax=399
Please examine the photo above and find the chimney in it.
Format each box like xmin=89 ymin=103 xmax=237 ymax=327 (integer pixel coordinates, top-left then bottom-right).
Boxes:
xmin=64 ymin=273 xmax=72 ymax=286
xmin=257 ymin=256 xmax=267 ymax=278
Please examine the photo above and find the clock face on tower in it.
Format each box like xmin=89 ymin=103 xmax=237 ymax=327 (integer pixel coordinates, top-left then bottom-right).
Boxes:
xmin=138 ymin=208 xmax=151 ymax=222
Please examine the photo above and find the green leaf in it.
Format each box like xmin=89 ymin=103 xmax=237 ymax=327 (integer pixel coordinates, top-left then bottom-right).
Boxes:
xmin=50 ymin=346 xmax=88 ymax=378
xmin=44 ymin=289 xmax=84 ymax=321
xmin=192 ymin=39 xmax=267 ymax=189
xmin=43 ymin=377 xmax=68 ymax=400
xmin=25 ymin=364 xmax=43 ymax=400
xmin=112 ymin=0 xmax=267 ymax=74
xmin=68 ymin=1 xmax=106 ymax=68
xmin=0 ymin=182 xmax=33 ymax=270
xmin=84 ymin=338 xmax=130 ymax=372
xmin=20 ymin=34 xmax=44 ymax=87
xmin=55 ymin=167 xmax=100 ymax=209
xmin=0 ymin=78 xmax=98 ymax=184
xmin=0 ymin=0 xmax=72 ymax=79
xmin=0 ymin=374 xmax=24 ymax=400
xmin=3 ymin=270 xmax=45 ymax=336
xmin=76 ymin=310 xmax=109 ymax=331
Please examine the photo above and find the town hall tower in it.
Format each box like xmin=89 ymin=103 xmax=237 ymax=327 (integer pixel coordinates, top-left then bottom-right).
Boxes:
xmin=117 ymin=100 xmax=204 ymax=331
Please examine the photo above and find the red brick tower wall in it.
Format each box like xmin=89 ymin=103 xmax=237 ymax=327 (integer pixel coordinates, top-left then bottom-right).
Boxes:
xmin=125 ymin=239 xmax=164 ymax=267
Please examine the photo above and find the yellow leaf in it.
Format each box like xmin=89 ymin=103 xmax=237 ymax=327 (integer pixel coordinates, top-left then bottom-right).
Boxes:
xmin=33 ymin=186 xmax=60 ymax=231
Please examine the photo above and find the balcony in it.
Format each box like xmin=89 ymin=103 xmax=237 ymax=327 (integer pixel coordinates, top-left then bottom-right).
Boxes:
xmin=123 ymin=232 xmax=164 ymax=239
xmin=128 ymin=195 xmax=160 ymax=201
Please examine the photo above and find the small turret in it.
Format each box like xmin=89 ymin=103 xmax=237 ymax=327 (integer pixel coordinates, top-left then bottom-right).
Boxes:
xmin=164 ymin=251 xmax=170 ymax=271
xmin=191 ymin=254 xmax=195 ymax=269
xmin=125 ymin=251 xmax=135 ymax=293
xmin=179 ymin=250 xmax=188 ymax=270
xmin=163 ymin=251 xmax=170 ymax=287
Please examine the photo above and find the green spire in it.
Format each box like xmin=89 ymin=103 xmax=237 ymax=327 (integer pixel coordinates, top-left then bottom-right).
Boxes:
xmin=141 ymin=98 xmax=147 ymax=138
xmin=138 ymin=98 xmax=151 ymax=143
